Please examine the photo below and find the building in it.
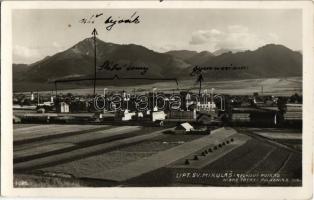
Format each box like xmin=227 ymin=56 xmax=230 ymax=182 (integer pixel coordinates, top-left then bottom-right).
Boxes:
xmin=59 ymin=102 xmax=69 ymax=113
xmin=30 ymin=92 xmax=35 ymax=101
xmin=151 ymin=111 xmax=166 ymax=122
xmin=114 ymin=109 xmax=137 ymax=121
xmin=166 ymin=109 xmax=197 ymax=122
xmin=174 ymin=122 xmax=194 ymax=134
xmin=197 ymin=102 xmax=216 ymax=112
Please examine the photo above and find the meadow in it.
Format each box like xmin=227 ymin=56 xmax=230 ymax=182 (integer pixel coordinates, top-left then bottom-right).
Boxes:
xmin=29 ymin=77 xmax=302 ymax=97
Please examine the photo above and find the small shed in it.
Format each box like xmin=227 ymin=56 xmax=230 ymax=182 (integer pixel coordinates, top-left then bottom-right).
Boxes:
xmin=174 ymin=122 xmax=194 ymax=134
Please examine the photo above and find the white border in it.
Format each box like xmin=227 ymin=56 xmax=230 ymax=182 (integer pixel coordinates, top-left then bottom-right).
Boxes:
xmin=1 ymin=1 xmax=313 ymax=199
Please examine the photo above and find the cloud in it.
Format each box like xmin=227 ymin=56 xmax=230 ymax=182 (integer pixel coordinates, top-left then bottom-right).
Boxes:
xmin=190 ymin=29 xmax=222 ymax=45
xmin=189 ymin=25 xmax=279 ymax=51
xmin=149 ymin=44 xmax=178 ymax=53
xmin=13 ymin=45 xmax=42 ymax=64
xmin=13 ymin=43 xmax=65 ymax=64
xmin=52 ymin=41 xmax=61 ymax=48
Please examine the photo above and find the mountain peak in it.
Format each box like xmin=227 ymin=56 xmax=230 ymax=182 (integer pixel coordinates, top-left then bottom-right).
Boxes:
xmin=69 ymin=37 xmax=106 ymax=56
xmin=166 ymin=50 xmax=199 ymax=60
xmin=213 ymin=48 xmax=243 ymax=56
xmin=75 ymin=37 xmax=104 ymax=46
xmin=257 ymin=43 xmax=292 ymax=51
xmin=199 ymin=50 xmax=213 ymax=56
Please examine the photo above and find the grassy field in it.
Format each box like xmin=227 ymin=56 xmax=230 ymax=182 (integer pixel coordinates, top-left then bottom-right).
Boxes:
xmin=38 ymin=134 xmax=204 ymax=178
xmin=13 ymin=125 xmax=302 ymax=187
xmin=16 ymin=77 xmax=302 ymax=96
xmin=14 ymin=174 xmax=83 ymax=187
xmin=13 ymin=122 xmax=205 ymax=182
xmin=124 ymin=134 xmax=301 ymax=186
xmin=14 ymin=124 xmax=110 ymax=142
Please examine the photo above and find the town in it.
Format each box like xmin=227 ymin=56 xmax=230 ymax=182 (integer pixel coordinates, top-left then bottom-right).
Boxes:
xmin=13 ymin=88 xmax=302 ymax=128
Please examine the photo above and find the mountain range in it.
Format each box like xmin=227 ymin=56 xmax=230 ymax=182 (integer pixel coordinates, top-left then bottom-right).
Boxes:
xmin=13 ymin=37 xmax=302 ymax=91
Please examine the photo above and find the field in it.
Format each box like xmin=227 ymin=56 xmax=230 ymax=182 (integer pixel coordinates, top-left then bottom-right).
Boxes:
xmin=124 ymin=128 xmax=302 ymax=186
xmin=13 ymin=123 xmax=302 ymax=187
xmin=18 ymin=77 xmax=302 ymax=96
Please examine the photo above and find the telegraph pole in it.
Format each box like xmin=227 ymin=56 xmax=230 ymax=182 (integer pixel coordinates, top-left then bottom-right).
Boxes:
xmin=92 ymin=28 xmax=98 ymax=96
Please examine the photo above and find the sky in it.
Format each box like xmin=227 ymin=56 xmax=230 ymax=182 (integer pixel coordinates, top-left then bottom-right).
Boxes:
xmin=12 ymin=9 xmax=302 ymax=64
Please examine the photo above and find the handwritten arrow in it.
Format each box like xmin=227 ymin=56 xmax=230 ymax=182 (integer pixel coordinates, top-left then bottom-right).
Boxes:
xmin=92 ymin=28 xmax=98 ymax=36
xmin=92 ymin=28 xmax=98 ymax=96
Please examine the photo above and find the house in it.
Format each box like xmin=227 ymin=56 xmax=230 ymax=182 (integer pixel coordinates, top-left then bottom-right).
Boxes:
xmin=122 ymin=109 xmax=136 ymax=121
xmin=152 ymin=111 xmax=166 ymax=122
xmin=60 ymin=102 xmax=69 ymax=113
xmin=174 ymin=122 xmax=194 ymax=134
